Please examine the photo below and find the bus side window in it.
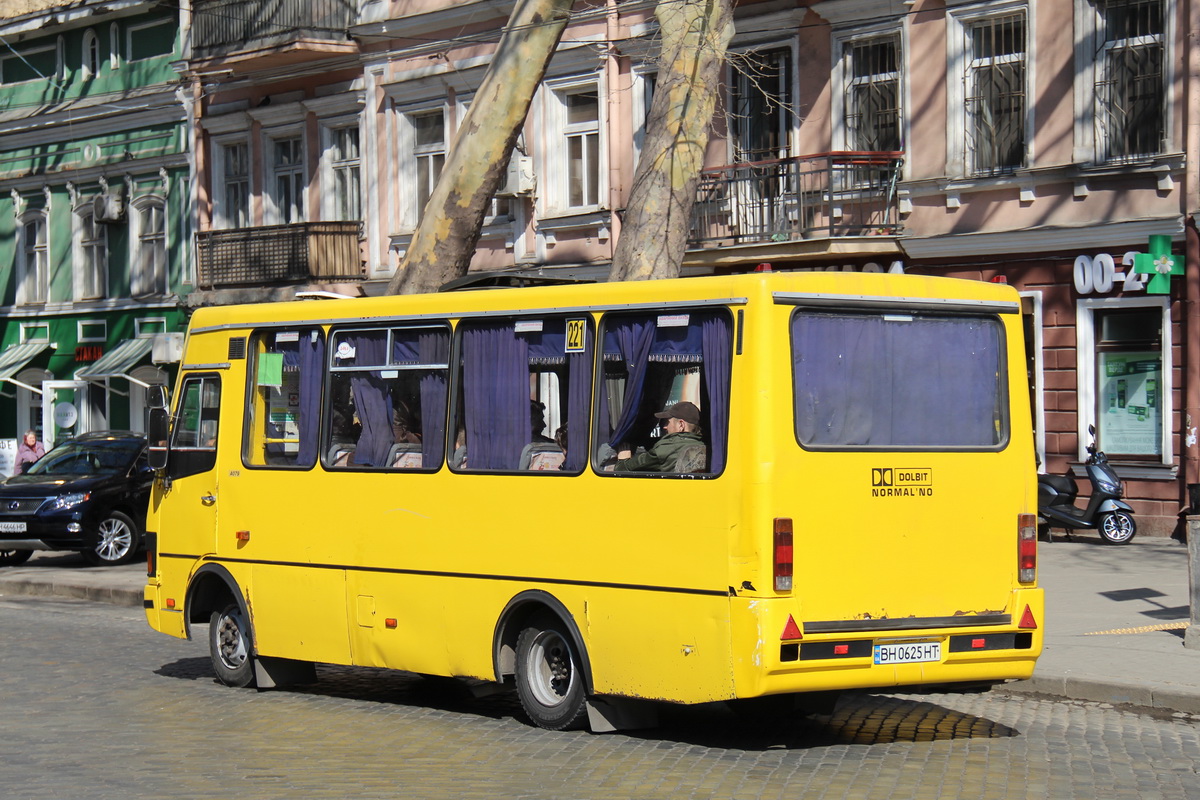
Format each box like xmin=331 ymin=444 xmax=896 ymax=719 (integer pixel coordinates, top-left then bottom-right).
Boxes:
xmin=453 ymin=317 xmax=592 ymax=473
xmin=596 ymin=310 xmax=731 ymax=476
xmin=324 ymin=325 xmax=449 ymax=470
xmin=245 ymin=329 xmax=324 ymax=468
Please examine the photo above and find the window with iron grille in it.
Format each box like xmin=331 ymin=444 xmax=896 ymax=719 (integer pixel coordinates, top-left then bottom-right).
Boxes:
xmin=963 ymin=12 xmax=1026 ymax=176
xmin=845 ymin=34 xmax=901 ymax=153
xmin=1094 ymin=0 xmax=1165 ymax=162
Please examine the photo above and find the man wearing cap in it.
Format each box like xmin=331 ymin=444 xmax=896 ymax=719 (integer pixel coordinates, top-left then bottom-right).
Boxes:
xmin=614 ymin=401 xmax=704 ymax=473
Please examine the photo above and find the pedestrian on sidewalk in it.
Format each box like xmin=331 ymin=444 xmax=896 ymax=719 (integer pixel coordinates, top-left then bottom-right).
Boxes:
xmin=14 ymin=430 xmax=44 ymax=475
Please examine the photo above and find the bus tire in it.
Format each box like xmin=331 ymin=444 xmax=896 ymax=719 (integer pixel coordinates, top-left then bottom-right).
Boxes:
xmin=515 ymin=616 xmax=588 ymax=731
xmin=209 ymin=602 xmax=256 ymax=688
xmin=0 ymin=548 xmax=32 ymax=567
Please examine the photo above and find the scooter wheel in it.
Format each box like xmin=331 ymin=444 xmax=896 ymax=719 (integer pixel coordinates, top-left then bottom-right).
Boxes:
xmin=1099 ymin=511 xmax=1136 ymax=545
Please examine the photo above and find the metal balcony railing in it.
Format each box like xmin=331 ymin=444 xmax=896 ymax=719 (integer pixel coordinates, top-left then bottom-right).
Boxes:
xmin=192 ymin=0 xmax=355 ymax=55
xmin=196 ymin=222 xmax=363 ymax=289
xmin=689 ymin=151 xmax=904 ymax=247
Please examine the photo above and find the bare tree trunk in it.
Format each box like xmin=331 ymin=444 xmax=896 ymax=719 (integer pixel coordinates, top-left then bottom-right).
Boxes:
xmin=386 ymin=0 xmax=574 ymax=295
xmin=608 ymin=0 xmax=733 ymax=282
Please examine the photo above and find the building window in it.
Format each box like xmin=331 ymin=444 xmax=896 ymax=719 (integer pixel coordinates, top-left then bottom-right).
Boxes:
xmin=1094 ymin=0 xmax=1166 ymax=162
xmin=1094 ymin=307 xmax=1163 ymax=457
xmin=1 ymin=43 xmax=58 ymax=85
xmin=270 ymin=136 xmax=305 ymax=224
xmin=132 ymin=198 xmax=167 ymax=297
xmin=78 ymin=320 xmax=107 ymax=343
xmin=77 ymin=209 xmax=108 ymax=300
xmin=18 ymin=212 xmax=48 ymax=305
xmin=962 ymin=11 xmax=1026 ymax=176
xmin=127 ymin=18 xmax=175 ymax=62
xmin=326 ymin=126 xmax=361 ymax=221
xmin=218 ymin=141 xmax=250 ymax=229
xmin=563 ymin=88 xmax=601 ymax=208
xmin=82 ymin=30 xmax=101 ymax=77
xmin=843 ymin=34 xmax=902 ymax=152
xmin=410 ymin=110 xmax=446 ymax=224
xmin=732 ymin=48 xmax=792 ymax=162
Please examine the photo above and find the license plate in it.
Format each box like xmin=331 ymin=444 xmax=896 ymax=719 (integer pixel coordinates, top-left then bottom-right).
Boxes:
xmin=873 ymin=641 xmax=941 ymax=665
xmin=0 ymin=521 xmax=27 ymax=533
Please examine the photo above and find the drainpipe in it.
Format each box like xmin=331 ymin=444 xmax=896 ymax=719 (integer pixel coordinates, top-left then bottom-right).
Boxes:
xmin=1184 ymin=3 xmax=1200 ymax=515
xmin=605 ymin=0 xmax=623 ymax=267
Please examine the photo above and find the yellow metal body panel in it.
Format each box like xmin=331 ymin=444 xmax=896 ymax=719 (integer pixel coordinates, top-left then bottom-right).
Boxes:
xmin=144 ymin=271 xmax=1040 ymax=704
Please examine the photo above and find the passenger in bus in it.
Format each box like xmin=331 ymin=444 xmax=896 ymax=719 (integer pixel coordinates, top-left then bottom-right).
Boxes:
xmin=451 ymin=427 xmax=467 ymax=469
xmin=614 ymin=402 xmax=704 ymax=473
xmin=530 ymin=400 xmax=554 ymax=443
xmin=392 ymin=402 xmax=421 ymax=444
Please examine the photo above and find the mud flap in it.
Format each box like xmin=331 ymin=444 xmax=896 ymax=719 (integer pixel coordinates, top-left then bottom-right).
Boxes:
xmin=586 ymin=697 xmax=659 ymax=733
xmin=254 ymin=656 xmax=317 ymax=689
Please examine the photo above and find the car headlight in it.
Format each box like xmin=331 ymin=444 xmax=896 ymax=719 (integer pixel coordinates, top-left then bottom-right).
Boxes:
xmin=49 ymin=492 xmax=90 ymax=511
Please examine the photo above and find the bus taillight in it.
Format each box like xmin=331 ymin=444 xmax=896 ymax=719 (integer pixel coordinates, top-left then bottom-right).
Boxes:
xmin=774 ymin=518 xmax=793 ymax=592
xmin=1018 ymin=514 xmax=1036 ymax=583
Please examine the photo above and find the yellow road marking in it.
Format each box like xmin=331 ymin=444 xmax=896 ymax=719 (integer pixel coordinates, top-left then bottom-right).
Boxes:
xmin=1084 ymin=622 xmax=1189 ymax=636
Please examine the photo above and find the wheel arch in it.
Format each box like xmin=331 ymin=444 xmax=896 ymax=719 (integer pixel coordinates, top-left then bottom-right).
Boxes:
xmin=492 ymin=589 xmax=594 ymax=694
xmin=184 ymin=562 xmax=250 ymax=640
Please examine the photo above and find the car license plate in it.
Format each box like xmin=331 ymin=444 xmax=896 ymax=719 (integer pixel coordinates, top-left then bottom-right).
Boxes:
xmin=873 ymin=641 xmax=941 ymax=665
xmin=0 ymin=521 xmax=27 ymax=533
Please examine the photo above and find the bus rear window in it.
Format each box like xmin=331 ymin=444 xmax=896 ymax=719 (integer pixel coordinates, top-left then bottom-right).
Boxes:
xmin=791 ymin=312 xmax=1006 ymax=449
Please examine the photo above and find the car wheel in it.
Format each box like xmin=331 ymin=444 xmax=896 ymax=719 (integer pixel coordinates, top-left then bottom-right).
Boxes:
xmin=0 ymin=548 xmax=32 ymax=567
xmin=210 ymin=602 xmax=256 ymax=688
xmin=81 ymin=511 xmax=140 ymax=566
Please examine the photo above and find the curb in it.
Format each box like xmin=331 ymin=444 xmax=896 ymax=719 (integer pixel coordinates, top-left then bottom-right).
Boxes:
xmin=1000 ymin=675 xmax=1200 ymax=715
xmin=0 ymin=577 xmax=143 ymax=608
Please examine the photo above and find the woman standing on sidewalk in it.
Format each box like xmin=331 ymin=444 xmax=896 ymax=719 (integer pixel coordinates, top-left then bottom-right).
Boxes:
xmin=14 ymin=430 xmax=44 ymax=475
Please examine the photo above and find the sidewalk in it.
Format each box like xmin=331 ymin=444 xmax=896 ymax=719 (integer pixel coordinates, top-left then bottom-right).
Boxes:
xmin=1 ymin=537 xmax=1198 ymax=714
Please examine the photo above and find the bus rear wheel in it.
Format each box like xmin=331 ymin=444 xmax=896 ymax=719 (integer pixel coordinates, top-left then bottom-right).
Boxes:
xmin=515 ymin=617 xmax=587 ymax=730
xmin=209 ymin=603 xmax=256 ymax=688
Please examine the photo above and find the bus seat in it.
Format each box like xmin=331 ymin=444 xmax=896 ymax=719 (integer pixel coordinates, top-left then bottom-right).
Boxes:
xmin=329 ymin=445 xmax=355 ymax=467
xmin=519 ymin=442 xmax=564 ymax=470
xmin=388 ymin=443 xmax=423 ymax=469
xmin=673 ymin=444 xmax=707 ymax=474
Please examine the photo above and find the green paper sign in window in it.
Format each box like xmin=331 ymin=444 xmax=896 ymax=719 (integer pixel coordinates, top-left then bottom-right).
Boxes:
xmin=257 ymin=352 xmax=284 ymax=388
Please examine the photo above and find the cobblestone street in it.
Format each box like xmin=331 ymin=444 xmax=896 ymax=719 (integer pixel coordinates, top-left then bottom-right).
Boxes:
xmin=2 ymin=596 xmax=1198 ymax=799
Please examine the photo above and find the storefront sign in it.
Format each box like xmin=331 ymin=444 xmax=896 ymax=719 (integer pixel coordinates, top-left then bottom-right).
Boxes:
xmin=1073 ymin=252 xmax=1148 ymax=295
xmin=75 ymin=345 xmax=103 ymax=362
xmin=1131 ymin=234 xmax=1182 ymax=295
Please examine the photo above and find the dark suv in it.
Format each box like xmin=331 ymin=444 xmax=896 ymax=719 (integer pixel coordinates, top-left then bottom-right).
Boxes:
xmin=0 ymin=432 xmax=152 ymax=567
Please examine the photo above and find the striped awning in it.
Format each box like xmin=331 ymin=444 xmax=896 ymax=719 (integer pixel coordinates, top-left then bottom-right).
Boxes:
xmin=0 ymin=342 xmax=53 ymax=392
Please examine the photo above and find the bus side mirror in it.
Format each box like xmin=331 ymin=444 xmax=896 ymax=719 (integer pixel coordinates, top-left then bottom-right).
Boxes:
xmin=147 ymin=386 xmax=169 ymax=472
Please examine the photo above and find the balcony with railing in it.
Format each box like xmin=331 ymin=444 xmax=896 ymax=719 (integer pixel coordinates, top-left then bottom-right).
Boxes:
xmin=191 ymin=0 xmax=357 ymax=67
xmin=196 ymin=222 xmax=363 ymax=289
xmin=688 ymin=152 xmax=904 ymax=251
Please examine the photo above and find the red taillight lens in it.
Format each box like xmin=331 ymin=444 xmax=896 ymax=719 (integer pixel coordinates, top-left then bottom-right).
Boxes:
xmin=1018 ymin=513 xmax=1036 ymax=583
xmin=774 ymin=517 xmax=793 ymax=592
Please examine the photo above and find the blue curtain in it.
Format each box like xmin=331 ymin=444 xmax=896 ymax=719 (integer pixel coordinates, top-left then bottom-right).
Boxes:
xmin=792 ymin=314 xmax=1002 ymax=447
xmin=463 ymin=323 xmax=529 ymax=470
xmin=564 ymin=324 xmax=593 ymax=471
xmin=701 ymin=316 xmax=731 ymax=471
xmin=606 ymin=318 xmax=656 ymax=447
xmin=418 ymin=330 xmax=449 ymax=468
xmin=350 ymin=332 xmax=393 ymax=466
xmin=296 ymin=331 xmax=324 ymax=467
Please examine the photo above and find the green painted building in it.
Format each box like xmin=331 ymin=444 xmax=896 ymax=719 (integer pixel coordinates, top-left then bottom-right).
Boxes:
xmin=0 ymin=1 xmax=189 ymax=456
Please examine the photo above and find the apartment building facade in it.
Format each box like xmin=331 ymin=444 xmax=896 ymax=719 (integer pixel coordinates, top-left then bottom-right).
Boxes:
xmin=0 ymin=0 xmax=189 ymax=452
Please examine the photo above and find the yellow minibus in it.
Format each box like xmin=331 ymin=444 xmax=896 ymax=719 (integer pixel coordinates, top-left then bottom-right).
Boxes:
xmin=144 ymin=271 xmax=1042 ymax=731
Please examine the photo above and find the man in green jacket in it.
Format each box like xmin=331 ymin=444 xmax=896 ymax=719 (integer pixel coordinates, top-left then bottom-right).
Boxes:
xmin=614 ymin=401 xmax=705 ymax=473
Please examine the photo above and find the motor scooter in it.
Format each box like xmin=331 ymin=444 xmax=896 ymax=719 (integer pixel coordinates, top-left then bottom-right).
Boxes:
xmin=1038 ymin=425 xmax=1136 ymax=545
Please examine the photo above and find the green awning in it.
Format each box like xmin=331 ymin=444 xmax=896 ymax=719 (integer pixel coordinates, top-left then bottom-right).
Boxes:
xmin=76 ymin=338 xmax=155 ymax=384
xmin=0 ymin=342 xmax=53 ymax=392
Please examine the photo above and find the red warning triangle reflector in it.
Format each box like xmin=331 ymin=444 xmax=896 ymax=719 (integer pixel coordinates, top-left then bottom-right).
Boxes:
xmin=1018 ymin=605 xmax=1038 ymax=630
xmin=781 ymin=614 xmax=803 ymax=640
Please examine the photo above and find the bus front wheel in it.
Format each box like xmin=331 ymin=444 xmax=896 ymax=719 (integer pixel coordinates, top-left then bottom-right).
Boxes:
xmin=515 ymin=617 xmax=587 ymax=731
xmin=209 ymin=603 xmax=256 ymax=688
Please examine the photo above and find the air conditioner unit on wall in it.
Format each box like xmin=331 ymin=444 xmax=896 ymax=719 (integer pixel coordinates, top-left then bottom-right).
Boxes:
xmin=92 ymin=193 xmax=125 ymax=223
xmin=497 ymin=154 xmax=536 ymax=197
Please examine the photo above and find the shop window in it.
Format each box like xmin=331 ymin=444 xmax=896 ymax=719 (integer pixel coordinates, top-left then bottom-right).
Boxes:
xmin=1094 ymin=307 xmax=1163 ymax=457
xmin=453 ymin=317 xmax=593 ymax=473
xmin=245 ymin=329 xmax=325 ymax=468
